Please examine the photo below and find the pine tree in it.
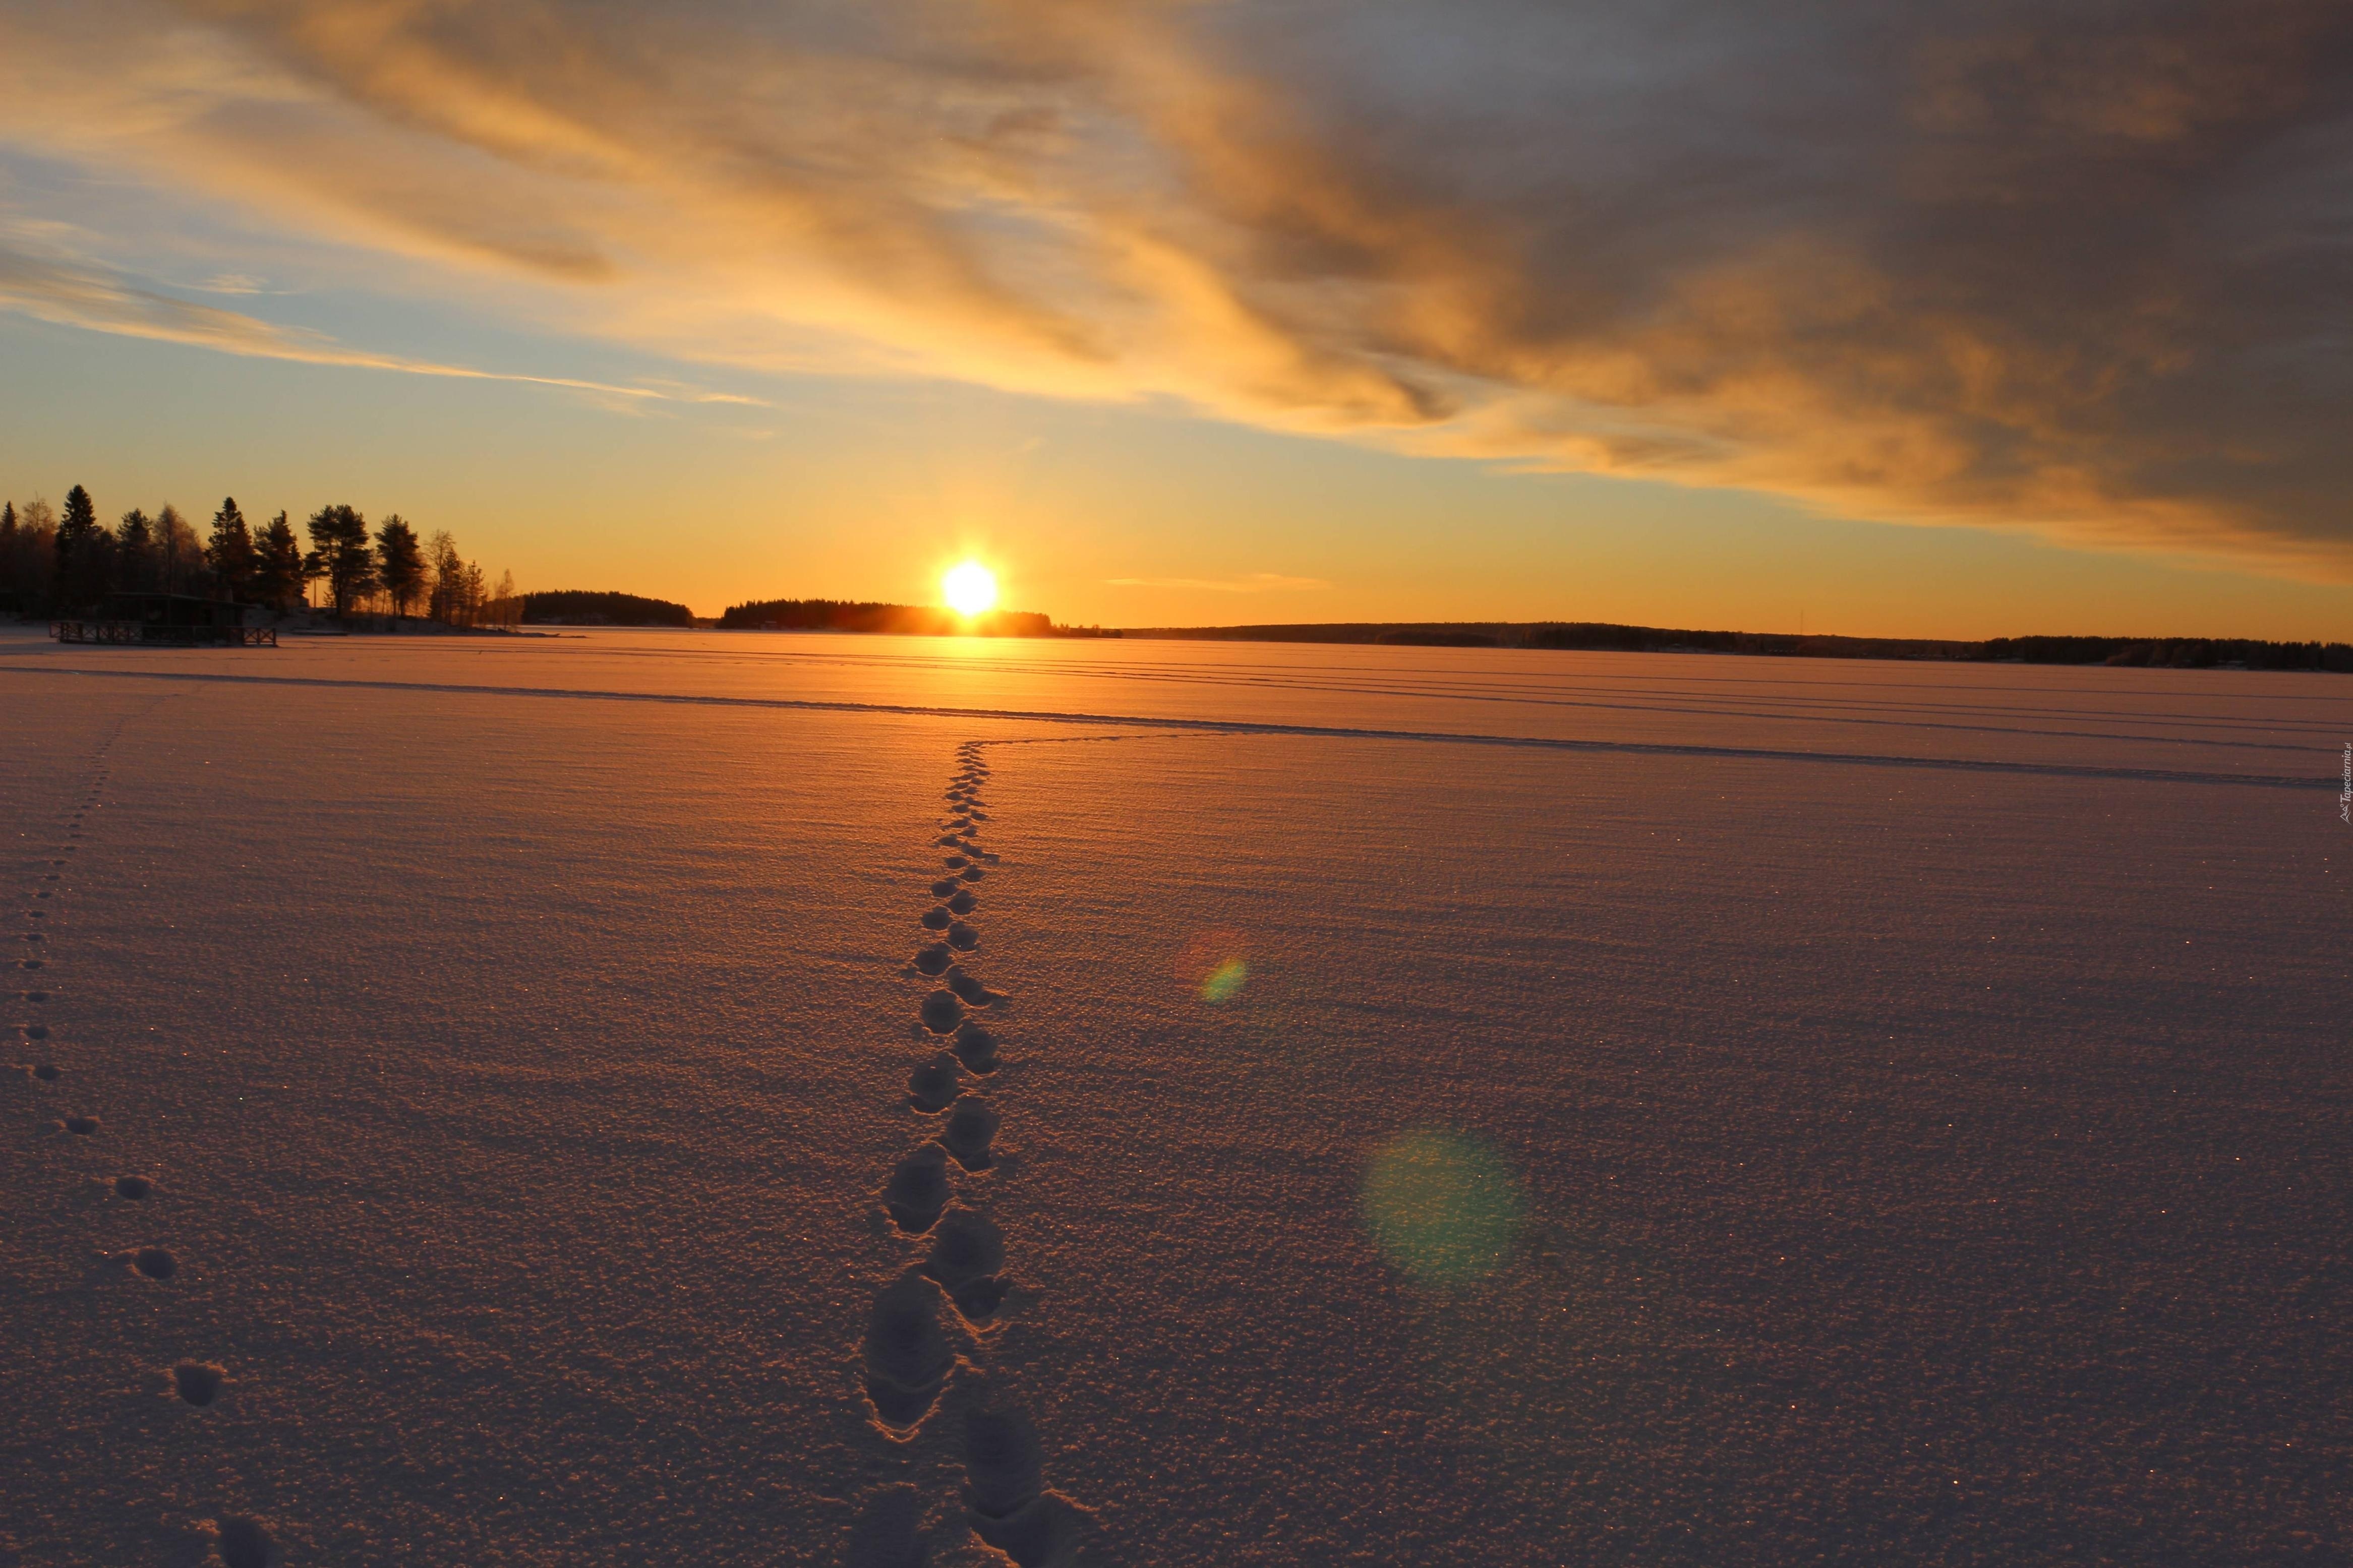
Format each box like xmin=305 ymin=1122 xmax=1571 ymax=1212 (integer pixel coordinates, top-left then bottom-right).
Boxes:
xmin=0 ymin=502 xmax=15 ymax=606
xmin=375 ymin=514 xmax=427 ymax=618
xmin=116 ymin=509 xmax=155 ymax=593
xmin=53 ymin=486 xmax=101 ymax=611
xmin=304 ymin=503 xmax=378 ymax=617
xmin=206 ymin=498 xmax=257 ymax=602
xmin=253 ymin=512 xmax=304 ymax=613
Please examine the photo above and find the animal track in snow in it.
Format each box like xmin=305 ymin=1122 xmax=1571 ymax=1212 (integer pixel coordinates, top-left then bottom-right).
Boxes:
xmin=913 ymin=944 xmax=952 ymax=977
xmin=919 ymin=991 xmax=965 ymax=1034
xmin=883 ymin=1145 xmax=952 ymax=1233
xmin=908 ymin=1053 xmax=962 ymax=1113
xmin=921 ymin=1210 xmax=1006 ymax=1322
xmin=33 ymin=1064 xmax=61 ymax=1081
xmin=946 ymin=890 xmax=977 ymax=915
xmin=950 ymin=1023 xmax=998 ymax=1074
xmin=958 ymin=867 xmax=984 ymax=883
xmin=65 ymin=1114 xmax=99 ymax=1134
xmin=963 ymin=1406 xmax=1041 ymax=1521
xmin=938 ymin=1097 xmax=999 ymax=1171
xmin=920 ymin=907 xmax=952 ymax=931
xmin=134 ymin=1247 xmax=177 ymax=1280
xmin=173 ymin=1362 xmax=225 ymax=1407
xmin=944 ymin=967 xmax=998 ymax=1007
xmin=862 ymin=1274 xmax=955 ymax=1432
xmin=962 ymin=1406 xmax=1086 ymax=1566
xmin=213 ymin=1516 xmax=274 ymax=1568
xmin=942 ymin=855 xmax=969 ymax=870
xmin=115 ymin=1175 xmax=152 ymax=1199
xmin=945 ymin=922 xmax=978 ymax=952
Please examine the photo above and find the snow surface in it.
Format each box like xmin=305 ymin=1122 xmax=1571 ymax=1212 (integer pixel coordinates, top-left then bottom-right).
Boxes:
xmin=1 ymin=626 xmax=2345 ymax=1565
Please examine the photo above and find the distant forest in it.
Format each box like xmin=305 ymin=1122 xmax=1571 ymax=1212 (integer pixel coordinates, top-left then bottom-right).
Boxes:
xmin=0 ymin=486 xmax=517 ymax=626
xmin=1127 ymin=621 xmax=2353 ymax=670
xmin=718 ymin=597 xmax=1060 ymax=637
xmin=521 ymin=590 xmax=693 ymax=627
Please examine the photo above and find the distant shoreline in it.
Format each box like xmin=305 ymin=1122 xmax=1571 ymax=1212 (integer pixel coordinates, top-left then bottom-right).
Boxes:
xmin=1109 ymin=622 xmax=2353 ymax=671
xmin=499 ymin=590 xmax=2352 ymax=669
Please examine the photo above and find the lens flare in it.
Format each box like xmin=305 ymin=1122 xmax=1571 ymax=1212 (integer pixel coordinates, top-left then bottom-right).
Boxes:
xmin=1360 ymin=1129 xmax=1524 ymax=1287
xmin=943 ymin=561 xmax=998 ymax=618
xmin=1200 ymin=958 xmax=1247 ymax=1003
xmin=1175 ymin=928 xmax=1251 ymax=1004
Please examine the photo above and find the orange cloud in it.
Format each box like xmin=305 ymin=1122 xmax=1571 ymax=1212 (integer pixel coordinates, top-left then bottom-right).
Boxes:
xmin=1 ymin=0 xmax=2346 ymax=573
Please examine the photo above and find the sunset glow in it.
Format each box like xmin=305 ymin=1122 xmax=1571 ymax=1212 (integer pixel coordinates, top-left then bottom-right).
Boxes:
xmin=0 ymin=1 xmax=2347 ymax=635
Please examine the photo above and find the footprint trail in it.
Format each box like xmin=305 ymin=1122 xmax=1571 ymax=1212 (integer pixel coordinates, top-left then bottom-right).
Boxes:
xmin=843 ymin=739 xmax=1088 ymax=1563
xmin=14 ymin=705 xmax=267 ymax=1548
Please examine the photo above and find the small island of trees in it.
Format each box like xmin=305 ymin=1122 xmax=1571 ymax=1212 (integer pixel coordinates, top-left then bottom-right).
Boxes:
xmin=0 ymin=486 xmax=519 ymax=627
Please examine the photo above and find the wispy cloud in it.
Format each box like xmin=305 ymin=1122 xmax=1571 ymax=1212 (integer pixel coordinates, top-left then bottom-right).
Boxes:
xmin=0 ymin=244 xmax=762 ymax=407
xmin=0 ymin=0 xmax=2347 ymax=571
xmin=1107 ymin=573 xmax=1331 ymax=593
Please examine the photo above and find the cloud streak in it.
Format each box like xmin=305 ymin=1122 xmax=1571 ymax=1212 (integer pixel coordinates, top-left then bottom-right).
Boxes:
xmin=0 ymin=0 xmax=2347 ymax=570
xmin=0 ymin=244 xmax=761 ymax=406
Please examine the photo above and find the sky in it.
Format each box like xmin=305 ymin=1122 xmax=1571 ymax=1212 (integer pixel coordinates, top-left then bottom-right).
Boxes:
xmin=2 ymin=0 xmax=2349 ymax=637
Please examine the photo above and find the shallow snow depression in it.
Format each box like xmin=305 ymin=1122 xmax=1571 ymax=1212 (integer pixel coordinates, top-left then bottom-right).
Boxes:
xmin=1 ymin=627 xmax=2344 ymax=1565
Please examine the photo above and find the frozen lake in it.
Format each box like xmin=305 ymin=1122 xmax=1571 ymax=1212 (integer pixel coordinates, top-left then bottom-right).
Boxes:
xmin=2 ymin=627 xmax=2345 ymax=1565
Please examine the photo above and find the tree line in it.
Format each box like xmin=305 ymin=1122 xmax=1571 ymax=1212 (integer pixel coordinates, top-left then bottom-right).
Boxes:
xmin=0 ymin=486 xmax=516 ymax=624
xmin=520 ymin=590 xmax=693 ymax=627
xmin=716 ymin=597 xmax=1056 ymax=636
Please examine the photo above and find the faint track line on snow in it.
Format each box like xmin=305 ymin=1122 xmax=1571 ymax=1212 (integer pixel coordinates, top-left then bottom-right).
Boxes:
xmin=4 ymin=665 xmax=2333 ymax=790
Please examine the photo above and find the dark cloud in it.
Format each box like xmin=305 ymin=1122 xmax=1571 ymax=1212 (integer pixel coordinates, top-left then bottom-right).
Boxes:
xmin=4 ymin=0 xmax=2347 ymax=567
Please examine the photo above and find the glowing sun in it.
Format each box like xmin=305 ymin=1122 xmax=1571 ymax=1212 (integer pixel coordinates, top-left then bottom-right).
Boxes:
xmin=943 ymin=561 xmax=998 ymax=618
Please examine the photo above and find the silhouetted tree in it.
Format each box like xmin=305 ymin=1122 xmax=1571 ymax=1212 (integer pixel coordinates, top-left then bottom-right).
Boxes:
xmin=304 ymin=503 xmax=376 ymax=616
xmin=253 ymin=512 xmax=304 ymax=613
xmin=156 ymin=504 xmax=199 ymax=595
xmin=427 ymin=530 xmax=466 ymax=622
xmin=0 ymin=502 xmax=15 ymax=609
xmin=206 ymin=498 xmax=257 ymax=602
xmin=376 ymin=514 xmax=427 ymax=617
xmin=116 ymin=508 xmax=156 ymax=593
xmin=7 ymin=498 xmax=54 ymax=612
xmin=53 ymin=486 xmax=104 ymax=611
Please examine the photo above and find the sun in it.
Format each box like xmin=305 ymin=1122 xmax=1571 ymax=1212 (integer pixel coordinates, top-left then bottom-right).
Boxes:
xmin=943 ymin=561 xmax=998 ymax=618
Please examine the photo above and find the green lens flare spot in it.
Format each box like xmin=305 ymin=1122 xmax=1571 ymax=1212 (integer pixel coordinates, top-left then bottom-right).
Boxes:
xmin=1200 ymin=958 xmax=1247 ymax=1004
xmin=1359 ymin=1130 xmax=1524 ymax=1286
